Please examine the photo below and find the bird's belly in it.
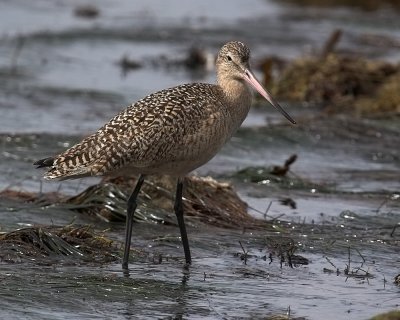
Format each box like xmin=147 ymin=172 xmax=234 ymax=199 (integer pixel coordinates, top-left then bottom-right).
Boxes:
xmin=115 ymin=132 xmax=228 ymax=177
xmin=114 ymin=155 xmax=213 ymax=177
xmin=142 ymin=139 xmax=223 ymax=176
xmin=141 ymin=158 xmax=210 ymax=176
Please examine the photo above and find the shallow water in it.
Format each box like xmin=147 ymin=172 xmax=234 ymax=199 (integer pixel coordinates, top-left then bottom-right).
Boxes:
xmin=0 ymin=1 xmax=399 ymax=319
xmin=0 ymin=216 xmax=399 ymax=320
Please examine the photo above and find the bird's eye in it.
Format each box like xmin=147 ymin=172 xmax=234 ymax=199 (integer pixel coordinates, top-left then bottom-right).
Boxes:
xmin=227 ymin=55 xmax=232 ymax=61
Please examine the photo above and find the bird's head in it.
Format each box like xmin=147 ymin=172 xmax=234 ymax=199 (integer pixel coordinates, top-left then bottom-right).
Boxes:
xmin=216 ymin=41 xmax=296 ymax=125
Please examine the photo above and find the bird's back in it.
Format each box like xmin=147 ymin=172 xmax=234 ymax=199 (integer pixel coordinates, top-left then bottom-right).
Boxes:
xmin=36 ymin=83 xmax=235 ymax=180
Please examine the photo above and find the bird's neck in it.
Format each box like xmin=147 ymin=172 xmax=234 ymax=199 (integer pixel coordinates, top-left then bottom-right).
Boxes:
xmin=217 ymin=77 xmax=253 ymax=123
xmin=218 ymin=77 xmax=252 ymax=104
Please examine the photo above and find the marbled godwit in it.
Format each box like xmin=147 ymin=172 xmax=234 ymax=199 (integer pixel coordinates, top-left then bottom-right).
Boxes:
xmin=34 ymin=41 xmax=296 ymax=270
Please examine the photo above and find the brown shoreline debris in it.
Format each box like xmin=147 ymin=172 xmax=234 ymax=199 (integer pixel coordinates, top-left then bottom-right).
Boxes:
xmin=118 ymin=55 xmax=142 ymax=76
xmin=183 ymin=176 xmax=253 ymax=228
xmin=0 ymin=189 xmax=63 ymax=205
xmin=0 ymin=225 xmax=117 ymax=264
xmin=73 ymin=5 xmax=100 ymax=19
xmin=271 ymin=54 xmax=398 ymax=109
xmin=354 ymin=72 xmax=400 ymax=114
xmin=279 ymin=197 xmax=297 ymax=209
xmin=266 ymin=236 xmax=309 ymax=268
xmin=260 ymin=28 xmax=400 ymax=115
xmin=320 ymin=29 xmax=342 ymax=60
xmin=271 ymin=154 xmax=297 ymax=176
xmin=100 ymin=175 xmax=260 ymax=229
xmin=184 ymin=47 xmax=209 ymax=70
xmin=234 ymin=154 xmax=299 ymax=183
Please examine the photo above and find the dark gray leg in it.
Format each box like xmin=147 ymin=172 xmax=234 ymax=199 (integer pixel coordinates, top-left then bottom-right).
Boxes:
xmin=122 ymin=174 xmax=145 ymax=270
xmin=174 ymin=178 xmax=192 ymax=265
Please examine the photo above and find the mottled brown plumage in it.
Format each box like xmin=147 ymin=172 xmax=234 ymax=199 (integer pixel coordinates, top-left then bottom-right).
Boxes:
xmin=35 ymin=82 xmax=247 ymax=179
xmin=34 ymin=41 xmax=295 ymax=269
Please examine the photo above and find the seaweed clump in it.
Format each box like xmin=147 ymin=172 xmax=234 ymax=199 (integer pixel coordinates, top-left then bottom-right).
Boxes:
xmin=354 ymin=72 xmax=400 ymax=115
xmin=261 ymin=28 xmax=400 ymax=116
xmin=97 ymin=175 xmax=259 ymax=229
xmin=62 ymin=175 xmax=262 ymax=229
xmin=0 ymin=225 xmax=118 ymax=264
xmin=270 ymin=54 xmax=399 ymax=114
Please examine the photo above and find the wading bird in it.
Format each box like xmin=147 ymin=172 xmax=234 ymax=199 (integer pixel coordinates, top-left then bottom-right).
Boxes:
xmin=34 ymin=41 xmax=296 ymax=270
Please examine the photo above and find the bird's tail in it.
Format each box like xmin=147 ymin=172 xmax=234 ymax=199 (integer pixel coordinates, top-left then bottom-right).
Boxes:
xmin=34 ymin=157 xmax=54 ymax=169
xmin=34 ymin=156 xmax=92 ymax=180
